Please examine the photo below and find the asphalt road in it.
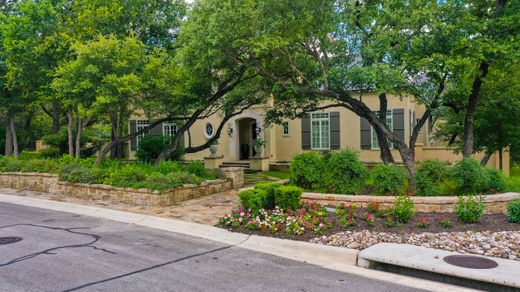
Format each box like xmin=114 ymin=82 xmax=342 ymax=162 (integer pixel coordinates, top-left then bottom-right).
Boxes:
xmin=0 ymin=202 xmax=423 ymax=292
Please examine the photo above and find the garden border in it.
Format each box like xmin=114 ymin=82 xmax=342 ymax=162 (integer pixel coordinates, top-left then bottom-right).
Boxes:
xmin=0 ymin=170 xmax=243 ymax=207
xmin=301 ymin=192 xmax=520 ymax=214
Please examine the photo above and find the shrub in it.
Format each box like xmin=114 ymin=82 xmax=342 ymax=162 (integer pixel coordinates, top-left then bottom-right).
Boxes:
xmin=484 ymin=168 xmax=506 ymax=193
xmin=142 ymin=172 xmax=183 ymax=191
xmin=289 ymin=152 xmax=324 ymax=191
xmin=451 ymin=158 xmax=489 ymax=195
xmin=19 ymin=151 xmax=42 ymax=160
xmin=455 ymin=195 xmax=485 ymax=223
xmin=40 ymin=147 xmax=62 ymax=159
xmin=274 ymin=185 xmax=303 ymax=211
xmin=239 ymin=189 xmax=268 ymax=215
xmin=109 ymin=164 xmax=148 ymax=187
xmin=59 ymin=163 xmax=105 ymax=184
xmin=19 ymin=159 xmax=60 ymax=173
xmin=369 ymin=164 xmax=407 ymax=196
xmin=413 ymin=160 xmax=452 ymax=196
xmin=393 ymin=195 xmax=415 ymax=223
xmin=507 ymin=199 xmax=520 ymax=224
xmin=185 ymin=161 xmax=214 ymax=179
xmin=136 ymin=135 xmax=184 ymax=163
xmin=254 ymin=182 xmax=282 ymax=210
xmin=321 ymin=150 xmax=367 ymax=194
xmin=156 ymin=161 xmax=183 ymax=174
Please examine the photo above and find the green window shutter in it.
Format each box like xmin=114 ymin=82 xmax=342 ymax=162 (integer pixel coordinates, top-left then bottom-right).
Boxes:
xmin=360 ymin=117 xmax=371 ymax=149
xmin=393 ymin=109 xmax=405 ymax=142
xmin=330 ymin=112 xmax=340 ymax=149
xmin=301 ymin=114 xmax=311 ymax=150
xmin=130 ymin=120 xmax=137 ymax=151
xmin=150 ymin=122 xmax=163 ymax=136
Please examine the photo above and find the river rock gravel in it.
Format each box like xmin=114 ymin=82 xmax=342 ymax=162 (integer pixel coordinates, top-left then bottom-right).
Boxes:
xmin=310 ymin=230 xmax=520 ymax=261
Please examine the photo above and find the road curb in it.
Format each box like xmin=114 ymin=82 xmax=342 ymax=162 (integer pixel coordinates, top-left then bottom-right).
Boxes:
xmin=0 ymin=193 xmax=477 ymax=292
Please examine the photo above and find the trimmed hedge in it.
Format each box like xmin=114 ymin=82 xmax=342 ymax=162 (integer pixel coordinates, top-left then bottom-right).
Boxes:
xmin=368 ymin=164 xmax=407 ymax=196
xmin=413 ymin=160 xmax=452 ymax=196
xmin=239 ymin=183 xmax=303 ymax=212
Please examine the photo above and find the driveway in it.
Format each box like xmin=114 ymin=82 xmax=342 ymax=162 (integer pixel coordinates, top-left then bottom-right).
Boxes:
xmin=0 ymin=202 xmax=423 ymax=292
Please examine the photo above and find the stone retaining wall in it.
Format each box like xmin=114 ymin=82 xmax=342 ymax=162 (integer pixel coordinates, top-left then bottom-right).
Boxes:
xmin=0 ymin=171 xmax=240 ymax=207
xmin=302 ymin=192 xmax=520 ymax=214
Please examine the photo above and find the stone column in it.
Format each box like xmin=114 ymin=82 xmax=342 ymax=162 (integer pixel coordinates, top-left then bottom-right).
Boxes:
xmin=218 ymin=167 xmax=244 ymax=189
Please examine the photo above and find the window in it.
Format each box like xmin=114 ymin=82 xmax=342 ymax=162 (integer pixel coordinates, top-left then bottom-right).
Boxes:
xmin=371 ymin=110 xmax=393 ymax=149
xmin=163 ymin=122 xmax=177 ymax=137
xmin=311 ymin=112 xmax=330 ymax=150
xmin=204 ymin=122 xmax=214 ymax=138
xmin=136 ymin=120 xmax=149 ymax=148
xmin=282 ymin=121 xmax=289 ymax=136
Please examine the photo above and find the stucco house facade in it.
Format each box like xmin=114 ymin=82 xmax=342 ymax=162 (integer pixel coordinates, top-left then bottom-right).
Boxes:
xmin=128 ymin=92 xmax=509 ymax=175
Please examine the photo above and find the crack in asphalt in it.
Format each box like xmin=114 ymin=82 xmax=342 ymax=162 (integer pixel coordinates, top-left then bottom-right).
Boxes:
xmin=63 ymin=235 xmax=252 ymax=292
xmin=0 ymin=223 xmax=116 ymax=267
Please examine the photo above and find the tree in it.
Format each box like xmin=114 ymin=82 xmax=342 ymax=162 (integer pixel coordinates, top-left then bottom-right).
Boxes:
xmin=53 ymin=35 xmax=145 ymax=157
xmin=437 ymin=62 xmax=520 ymax=170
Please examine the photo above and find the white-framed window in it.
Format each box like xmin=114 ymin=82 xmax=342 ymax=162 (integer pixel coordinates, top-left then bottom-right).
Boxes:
xmin=371 ymin=110 xmax=393 ymax=149
xmin=311 ymin=112 xmax=330 ymax=150
xmin=163 ymin=122 xmax=177 ymax=137
xmin=136 ymin=120 xmax=149 ymax=148
xmin=282 ymin=121 xmax=289 ymax=136
xmin=203 ymin=122 xmax=214 ymax=139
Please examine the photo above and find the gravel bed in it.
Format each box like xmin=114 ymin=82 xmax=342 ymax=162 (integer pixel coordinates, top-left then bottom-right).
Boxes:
xmin=311 ymin=230 xmax=520 ymax=261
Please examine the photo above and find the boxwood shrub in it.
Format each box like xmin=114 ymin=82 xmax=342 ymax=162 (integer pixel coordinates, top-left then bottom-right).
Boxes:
xmin=254 ymin=182 xmax=282 ymax=210
xmin=274 ymin=185 xmax=303 ymax=211
xmin=239 ymin=189 xmax=268 ymax=215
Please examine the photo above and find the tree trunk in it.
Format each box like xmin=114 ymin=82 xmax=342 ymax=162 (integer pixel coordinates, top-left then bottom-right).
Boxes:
xmin=75 ymin=117 xmax=83 ymax=158
xmin=4 ymin=114 xmax=13 ymax=156
xmin=67 ymin=106 xmax=74 ymax=156
xmin=499 ymin=148 xmax=503 ymax=171
xmin=480 ymin=152 xmax=492 ymax=166
xmin=110 ymin=114 xmax=118 ymax=159
xmin=462 ymin=61 xmax=489 ymax=157
xmin=9 ymin=112 xmax=18 ymax=157
xmin=376 ymin=93 xmax=394 ymax=164
xmin=51 ymin=100 xmax=61 ymax=134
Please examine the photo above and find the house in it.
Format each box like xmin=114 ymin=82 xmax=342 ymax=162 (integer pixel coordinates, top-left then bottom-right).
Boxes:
xmin=128 ymin=92 xmax=509 ymax=175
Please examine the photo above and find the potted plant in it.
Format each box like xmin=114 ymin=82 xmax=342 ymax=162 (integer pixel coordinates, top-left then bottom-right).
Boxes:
xmin=209 ymin=140 xmax=219 ymax=157
xmin=252 ymin=138 xmax=265 ymax=156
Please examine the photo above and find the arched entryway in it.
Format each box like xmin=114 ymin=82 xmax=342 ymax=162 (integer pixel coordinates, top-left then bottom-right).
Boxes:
xmin=237 ymin=117 xmax=257 ymax=160
xmin=227 ymin=111 xmax=264 ymax=161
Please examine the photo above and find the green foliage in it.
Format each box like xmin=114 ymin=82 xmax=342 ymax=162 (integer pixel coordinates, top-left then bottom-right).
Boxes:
xmin=274 ymin=186 xmax=303 ymax=211
xmin=369 ymin=164 xmax=407 ymax=196
xmin=59 ymin=163 xmax=105 ymax=184
xmin=455 ymin=196 xmax=485 ymax=224
xmin=484 ymin=168 xmax=507 ymax=193
xmin=507 ymin=199 xmax=520 ymax=224
xmin=254 ymin=182 xmax=282 ymax=210
xmin=322 ymin=150 xmax=367 ymax=194
xmin=40 ymin=147 xmax=62 ymax=159
xmin=185 ymin=161 xmax=215 ymax=179
xmin=451 ymin=158 xmax=489 ymax=195
xmin=393 ymin=195 xmax=415 ymax=223
xmin=414 ymin=160 xmax=453 ymax=196
xmin=18 ymin=151 xmax=42 ymax=160
xmin=136 ymin=135 xmax=184 ymax=163
xmin=239 ymin=189 xmax=268 ymax=215
xmin=289 ymin=152 xmax=324 ymax=191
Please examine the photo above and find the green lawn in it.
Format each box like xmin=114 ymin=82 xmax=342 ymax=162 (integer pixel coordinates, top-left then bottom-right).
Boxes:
xmin=507 ymin=165 xmax=520 ymax=192
xmin=264 ymin=170 xmax=290 ymax=180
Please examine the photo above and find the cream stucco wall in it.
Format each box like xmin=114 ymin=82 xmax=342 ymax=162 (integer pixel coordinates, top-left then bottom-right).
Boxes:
xmin=127 ymin=92 xmax=508 ymax=174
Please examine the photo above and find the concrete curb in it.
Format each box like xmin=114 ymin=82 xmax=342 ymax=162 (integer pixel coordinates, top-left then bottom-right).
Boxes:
xmin=0 ymin=193 xmax=476 ymax=292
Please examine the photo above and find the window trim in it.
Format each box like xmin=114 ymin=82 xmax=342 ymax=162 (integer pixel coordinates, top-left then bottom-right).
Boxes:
xmin=371 ymin=110 xmax=393 ymax=150
xmin=282 ymin=121 xmax=289 ymax=136
xmin=310 ymin=112 xmax=331 ymax=150
xmin=162 ymin=122 xmax=177 ymax=137
xmin=203 ymin=122 xmax=214 ymax=139
xmin=136 ymin=120 xmax=149 ymax=148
